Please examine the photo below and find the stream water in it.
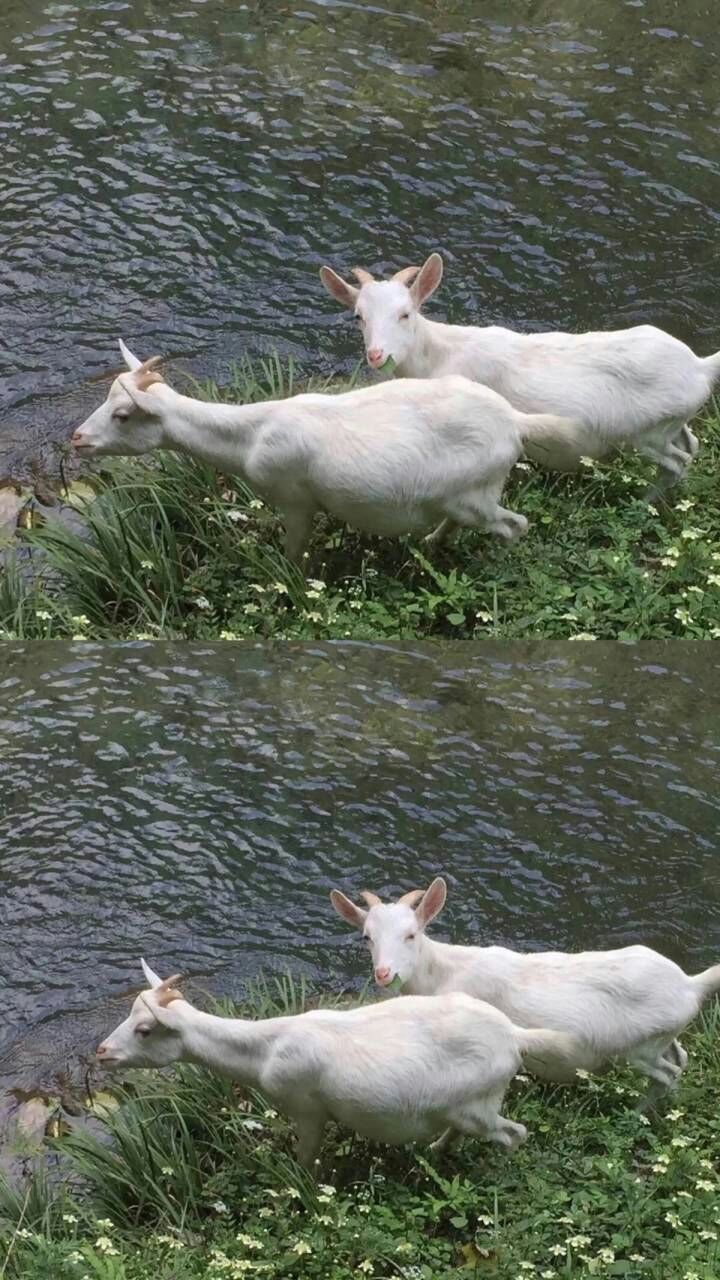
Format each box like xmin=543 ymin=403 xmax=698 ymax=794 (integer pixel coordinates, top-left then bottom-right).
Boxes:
xmin=0 ymin=640 xmax=718 ymax=1100
xmin=2 ymin=0 xmax=719 ymax=477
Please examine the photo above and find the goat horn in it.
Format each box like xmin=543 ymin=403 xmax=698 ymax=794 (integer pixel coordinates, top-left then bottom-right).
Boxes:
xmin=136 ymin=355 xmax=163 ymax=373
xmin=351 ymin=267 xmax=375 ymax=286
xmin=157 ymin=974 xmax=182 ymax=990
xmin=397 ymin=889 xmax=424 ymax=907
xmin=359 ymin=891 xmax=382 ymax=908
xmin=391 ymin=266 xmax=421 ymax=285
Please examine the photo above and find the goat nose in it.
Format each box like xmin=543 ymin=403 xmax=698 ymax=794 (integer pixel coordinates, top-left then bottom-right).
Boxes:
xmin=375 ymin=967 xmax=392 ymax=985
xmin=367 ymin=347 xmax=384 ymax=367
xmin=96 ymin=1044 xmax=107 ymax=1057
xmin=71 ymin=431 xmax=83 ymax=445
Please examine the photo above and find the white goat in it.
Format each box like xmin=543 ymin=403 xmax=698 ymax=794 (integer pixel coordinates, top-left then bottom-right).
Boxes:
xmin=96 ymin=959 xmax=577 ymax=1167
xmin=331 ymin=879 xmax=720 ymax=1097
xmin=71 ymin=340 xmax=581 ymax=559
xmin=321 ymin=254 xmax=720 ymax=486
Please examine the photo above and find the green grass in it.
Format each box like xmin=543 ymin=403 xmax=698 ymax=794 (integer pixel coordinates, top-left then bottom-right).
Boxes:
xmin=1 ymin=978 xmax=719 ymax=1280
xmin=2 ymin=358 xmax=720 ymax=641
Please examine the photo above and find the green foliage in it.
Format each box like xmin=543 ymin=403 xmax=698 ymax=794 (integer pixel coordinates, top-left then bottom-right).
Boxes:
xmin=0 ymin=987 xmax=719 ymax=1280
xmin=1 ymin=361 xmax=719 ymax=641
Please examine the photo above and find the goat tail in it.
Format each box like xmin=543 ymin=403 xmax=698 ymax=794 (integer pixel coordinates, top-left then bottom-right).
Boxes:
xmin=701 ymin=350 xmax=720 ymax=383
xmin=519 ymin=414 xmax=594 ymax=472
xmin=691 ymin=963 xmax=720 ymax=1002
xmin=516 ymin=1027 xmax=584 ymax=1083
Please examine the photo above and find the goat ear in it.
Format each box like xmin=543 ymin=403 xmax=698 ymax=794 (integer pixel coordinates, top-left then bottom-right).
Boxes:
xmin=415 ymin=877 xmax=447 ymax=929
xmin=319 ymin=266 xmax=359 ymax=309
xmin=330 ymin=889 xmax=367 ymax=928
xmin=119 ymin=339 xmax=143 ymax=372
xmin=118 ymin=373 xmax=164 ymax=417
xmin=141 ymin=958 xmax=163 ymax=989
xmin=140 ymin=994 xmax=181 ymax=1030
xmin=410 ymin=253 xmax=443 ymax=307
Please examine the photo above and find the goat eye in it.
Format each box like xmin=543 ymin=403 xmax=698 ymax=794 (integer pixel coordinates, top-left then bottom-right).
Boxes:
xmin=112 ymin=409 xmax=129 ymax=422
xmin=399 ymin=312 xmax=410 ymax=321
xmin=405 ymin=933 xmax=416 ymax=942
xmin=135 ymin=1025 xmax=152 ymax=1038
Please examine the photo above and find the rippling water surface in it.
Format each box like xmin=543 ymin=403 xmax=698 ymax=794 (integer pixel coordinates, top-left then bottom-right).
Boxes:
xmin=0 ymin=640 xmax=719 ymax=1092
xmin=1 ymin=0 xmax=720 ymax=475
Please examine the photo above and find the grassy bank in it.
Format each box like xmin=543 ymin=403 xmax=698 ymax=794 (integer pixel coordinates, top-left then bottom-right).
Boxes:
xmin=2 ymin=358 xmax=720 ymax=642
xmin=1 ymin=978 xmax=719 ymax=1280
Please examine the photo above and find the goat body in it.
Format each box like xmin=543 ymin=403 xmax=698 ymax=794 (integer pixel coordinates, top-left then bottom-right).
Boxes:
xmin=321 ymin=255 xmax=720 ymax=484
xmin=72 ymin=342 xmax=581 ymax=560
xmin=331 ymin=880 xmax=720 ymax=1093
xmin=97 ymin=961 xmax=576 ymax=1168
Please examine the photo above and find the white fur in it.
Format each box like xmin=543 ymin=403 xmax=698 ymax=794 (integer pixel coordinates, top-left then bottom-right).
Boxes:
xmin=321 ymin=254 xmax=720 ymax=486
xmin=70 ymin=340 xmax=583 ymax=561
xmin=96 ymin=960 xmax=578 ymax=1168
xmin=331 ymin=879 xmax=720 ymax=1094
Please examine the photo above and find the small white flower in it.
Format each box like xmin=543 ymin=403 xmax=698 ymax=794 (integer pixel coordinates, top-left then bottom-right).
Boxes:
xmin=95 ymin=1236 xmax=119 ymax=1255
xmin=305 ymin=610 xmax=323 ymax=622
xmin=193 ymin=595 xmax=211 ymax=610
xmin=35 ymin=609 xmax=52 ymax=621
xmin=212 ymin=1199 xmax=229 ymax=1213
xmin=236 ymin=1233 xmax=263 ymax=1250
xmin=680 ymin=528 xmax=701 ymax=540
xmin=707 ymin=573 xmax=720 ymax=587
xmin=70 ymin=615 xmax=90 ymax=627
xmin=220 ymin=630 xmax=239 ymax=640
xmin=227 ymin=509 xmax=248 ymax=523
xmin=249 ymin=498 xmax=264 ymax=509
xmin=291 ymin=1240 xmax=312 ymax=1255
xmin=140 ymin=559 xmax=154 ymax=569
xmin=675 ymin=498 xmax=694 ymax=511
xmin=695 ymin=1179 xmax=716 ymax=1191
xmin=568 ymin=633 xmax=597 ymax=641
xmin=271 ymin=582 xmax=287 ymax=594
xmin=243 ymin=603 xmax=260 ymax=615
xmin=63 ymin=1214 xmax=78 ymax=1224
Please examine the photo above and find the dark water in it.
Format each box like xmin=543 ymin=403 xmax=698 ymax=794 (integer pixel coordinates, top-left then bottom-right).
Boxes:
xmin=2 ymin=0 xmax=720 ymax=477
xmin=0 ymin=640 xmax=719 ymax=1096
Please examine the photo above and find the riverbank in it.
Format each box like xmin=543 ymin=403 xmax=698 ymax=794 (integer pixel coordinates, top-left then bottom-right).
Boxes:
xmin=1 ymin=360 xmax=719 ymax=642
xmin=1 ymin=977 xmax=718 ymax=1280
